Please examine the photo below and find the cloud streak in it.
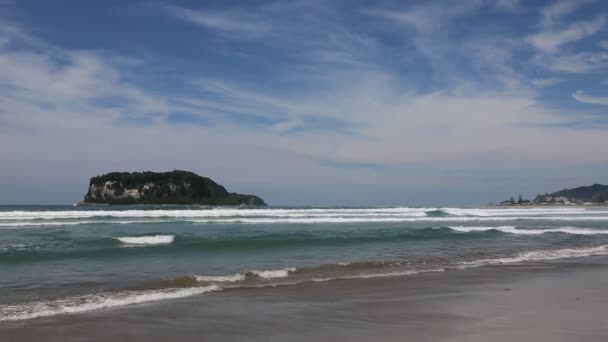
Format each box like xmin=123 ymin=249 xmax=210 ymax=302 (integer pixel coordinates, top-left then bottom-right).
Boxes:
xmin=573 ymin=90 xmax=608 ymax=105
xmin=540 ymin=0 xmax=590 ymax=28
xmin=160 ymin=4 xmax=271 ymax=34
xmin=528 ymin=15 xmax=606 ymax=53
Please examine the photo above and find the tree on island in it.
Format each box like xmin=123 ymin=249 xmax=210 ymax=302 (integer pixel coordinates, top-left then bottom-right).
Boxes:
xmin=510 ymin=196 xmax=515 ymax=204
xmin=517 ymin=194 xmax=523 ymax=204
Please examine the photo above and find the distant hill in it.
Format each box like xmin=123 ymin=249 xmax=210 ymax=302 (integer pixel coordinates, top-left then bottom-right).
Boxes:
xmin=81 ymin=170 xmax=266 ymax=206
xmin=533 ymin=184 xmax=608 ymax=204
xmin=499 ymin=184 xmax=608 ymax=206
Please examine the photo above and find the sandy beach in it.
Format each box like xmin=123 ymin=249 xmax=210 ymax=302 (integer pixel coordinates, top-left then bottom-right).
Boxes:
xmin=2 ymin=257 xmax=608 ymax=341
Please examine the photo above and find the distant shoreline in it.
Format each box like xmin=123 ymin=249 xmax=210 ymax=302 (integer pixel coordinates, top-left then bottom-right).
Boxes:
xmin=484 ymin=204 xmax=608 ymax=209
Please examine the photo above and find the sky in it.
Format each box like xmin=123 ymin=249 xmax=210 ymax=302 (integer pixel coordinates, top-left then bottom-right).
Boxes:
xmin=0 ymin=0 xmax=607 ymax=206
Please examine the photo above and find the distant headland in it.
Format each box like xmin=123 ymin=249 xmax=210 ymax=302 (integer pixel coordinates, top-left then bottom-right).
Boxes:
xmin=498 ymin=184 xmax=608 ymax=206
xmin=79 ymin=170 xmax=266 ymax=206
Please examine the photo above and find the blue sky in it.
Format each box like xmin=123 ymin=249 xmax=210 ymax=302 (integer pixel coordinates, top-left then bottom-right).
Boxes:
xmin=1 ymin=0 xmax=607 ymax=206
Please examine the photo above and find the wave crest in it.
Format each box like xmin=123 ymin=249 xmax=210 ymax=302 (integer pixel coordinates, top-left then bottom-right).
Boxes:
xmin=0 ymin=285 xmax=218 ymax=322
xmin=115 ymin=235 xmax=175 ymax=245
xmin=194 ymin=267 xmax=296 ymax=284
xmin=449 ymin=226 xmax=608 ymax=235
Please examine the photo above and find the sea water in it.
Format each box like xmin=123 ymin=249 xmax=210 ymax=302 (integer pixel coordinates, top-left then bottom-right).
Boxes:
xmin=2 ymin=205 xmax=608 ymax=321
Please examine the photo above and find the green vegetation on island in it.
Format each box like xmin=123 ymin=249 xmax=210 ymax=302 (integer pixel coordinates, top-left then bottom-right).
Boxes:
xmin=81 ymin=170 xmax=266 ymax=206
xmin=499 ymin=184 xmax=608 ymax=206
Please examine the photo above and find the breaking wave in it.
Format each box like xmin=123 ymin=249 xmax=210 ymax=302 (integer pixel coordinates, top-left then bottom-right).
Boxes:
xmin=5 ymin=217 xmax=608 ymax=230
xmin=115 ymin=235 xmax=175 ymax=246
xmin=1 ymin=207 xmax=607 ymax=227
xmin=194 ymin=267 xmax=296 ymax=283
xmin=460 ymin=245 xmax=608 ymax=267
xmin=448 ymin=226 xmax=608 ymax=235
xmin=0 ymin=285 xmax=219 ymax=322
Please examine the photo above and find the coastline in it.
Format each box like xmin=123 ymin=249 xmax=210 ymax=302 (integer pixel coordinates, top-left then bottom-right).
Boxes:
xmin=484 ymin=204 xmax=608 ymax=208
xmin=3 ymin=258 xmax=608 ymax=341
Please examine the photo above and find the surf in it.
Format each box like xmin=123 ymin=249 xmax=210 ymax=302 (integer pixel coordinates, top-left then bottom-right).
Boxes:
xmin=4 ymin=243 xmax=608 ymax=322
xmin=114 ymin=235 xmax=175 ymax=246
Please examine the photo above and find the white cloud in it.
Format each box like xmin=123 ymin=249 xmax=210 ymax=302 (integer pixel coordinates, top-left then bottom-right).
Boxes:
xmin=527 ymin=15 xmax=606 ymax=53
xmin=573 ymin=90 xmax=608 ymax=105
xmin=509 ymin=1 xmax=606 ymax=77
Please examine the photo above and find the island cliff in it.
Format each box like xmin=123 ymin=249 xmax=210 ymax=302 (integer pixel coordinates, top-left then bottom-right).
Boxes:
xmin=81 ymin=171 xmax=266 ymax=206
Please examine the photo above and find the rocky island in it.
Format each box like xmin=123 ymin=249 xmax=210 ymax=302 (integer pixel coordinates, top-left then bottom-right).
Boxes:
xmin=80 ymin=170 xmax=266 ymax=206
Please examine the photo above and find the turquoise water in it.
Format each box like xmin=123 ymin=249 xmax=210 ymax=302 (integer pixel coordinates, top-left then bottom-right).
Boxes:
xmin=2 ymin=205 xmax=608 ymax=320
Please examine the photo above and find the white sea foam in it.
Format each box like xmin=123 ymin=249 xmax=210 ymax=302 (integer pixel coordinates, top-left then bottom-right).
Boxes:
xmin=0 ymin=243 xmax=36 ymax=252
xmin=251 ymin=267 xmax=296 ymax=278
xmin=0 ymin=285 xmax=219 ymax=322
xmin=2 ymin=207 xmax=606 ymax=221
xmin=0 ymin=208 xmax=434 ymax=220
xmin=194 ymin=267 xmax=296 ymax=283
xmin=459 ymin=245 xmax=608 ymax=268
xmin=3 ymin=215 xmax=608 ymax=228
xmin=442 ymin=208 xmax=597 ymax=216
xmin=115 ymin=235 xmax=175 ymax=245
xmin=0 ymin=221 xmax=98 ymax=227
xmin=1 ymin=207 xmax=608 ymax=228
xmin=449 ymin=226 xmax=608 ymax=235
xmin=0 ymin=220 xmax=168 ymax=229
xmin=339 ymin=268 xmax=445 ymax=280
xmin=0 ymin=267 xmax=296 ymax=321
xmin=194 ymin=273 xmax=247 ymax=283
xmin=186 ymin=216 xmax=608 ymax=224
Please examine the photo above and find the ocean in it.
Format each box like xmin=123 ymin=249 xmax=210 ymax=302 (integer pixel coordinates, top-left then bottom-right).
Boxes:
xmin=2 ymin=205 xmax=608 ymax=322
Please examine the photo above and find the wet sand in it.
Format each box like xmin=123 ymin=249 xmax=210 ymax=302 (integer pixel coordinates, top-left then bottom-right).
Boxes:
xmin=2 ymin=259 xmax=608 ymax=341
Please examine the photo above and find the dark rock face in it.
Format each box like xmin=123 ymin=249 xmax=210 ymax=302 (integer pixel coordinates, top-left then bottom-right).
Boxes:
xmin=81 ymin=170 xmax=266 ymax=206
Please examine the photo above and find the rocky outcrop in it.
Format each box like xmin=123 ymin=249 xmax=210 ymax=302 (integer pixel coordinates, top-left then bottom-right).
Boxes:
xmin=81 ymin=171 xmax=266 ymax=206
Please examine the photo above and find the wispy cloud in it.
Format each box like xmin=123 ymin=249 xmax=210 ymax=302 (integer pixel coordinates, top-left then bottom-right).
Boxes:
xmin=531 ymin=78 xmax=563 ymax=87
xmin=363 ymin=0 xmax=483 ymax=34
xmin=573 ymin=90 xmax=608 ymax=105
xmin=527 ymin=1 xmax=608 ymax=76
xmin=540 ymin=0 xmax=590 ymax=28
xmin=494 ymin=0 xmax=522 ymax=12
xmin=159 ymin=4 xmax=271 ymax=34
xmin=528 ymin=15 xmax=606 ymax=53
xmin=544 ymin=51 xmax=608 ymax=72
